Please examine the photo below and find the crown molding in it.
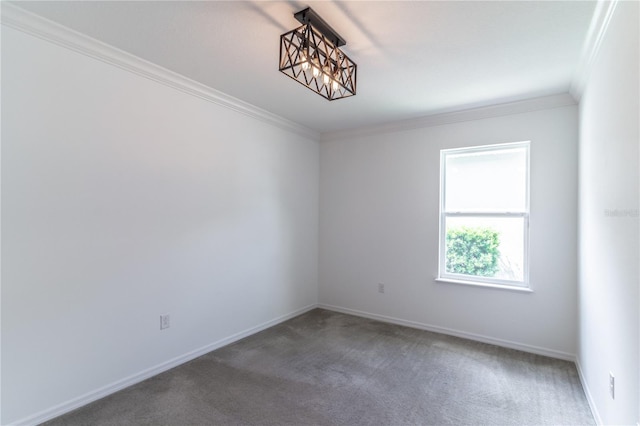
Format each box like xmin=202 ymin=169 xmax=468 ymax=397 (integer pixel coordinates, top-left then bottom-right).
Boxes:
xmin=569 ymin=0 xmax=619 ymax=101
xmin=321 ymin=93 xmax=577 ymax=142
xmin=1 ymin=2 xmax=320 ymax=141
xmin=1 ymin=1 xmax=593 ymax=144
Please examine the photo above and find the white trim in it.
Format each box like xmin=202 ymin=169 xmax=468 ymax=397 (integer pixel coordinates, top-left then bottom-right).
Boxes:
xmin=575 ymin=357 xmax=603 ymax=425
xmin=11 ymin=304 xmax=317 ymax=426
xmin=444 ymin=212 xmax=528 ymax=217
xmin=320 ymin=93 xmax=576 ymax=142
xmin=438 ymin=141 xmax=531 ymax=289
xmin=318 ymin=303 xmax=576 ymax=361
xmin=570 ymin=0 xmax=619 ymax=100
xmin=0 ymin=2 xmax=320 ymax=141
xmin=0 ymin=2 xmax=580 ymax=143
xmin=434 ymin=278 xmax=533 ymax=293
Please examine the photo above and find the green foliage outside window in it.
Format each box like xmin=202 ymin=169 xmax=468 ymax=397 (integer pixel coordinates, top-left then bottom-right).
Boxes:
xmin=446 ymin=226 xmax=500 ymax=277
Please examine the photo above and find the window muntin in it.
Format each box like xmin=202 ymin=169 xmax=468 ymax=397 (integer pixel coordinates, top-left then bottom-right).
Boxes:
xmin=439 ymin=142 xmax=530 ymax=288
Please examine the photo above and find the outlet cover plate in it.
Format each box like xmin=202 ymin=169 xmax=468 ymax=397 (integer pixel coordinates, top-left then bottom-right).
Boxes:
xmin=160 ymin=314 xmax=170 ymax=330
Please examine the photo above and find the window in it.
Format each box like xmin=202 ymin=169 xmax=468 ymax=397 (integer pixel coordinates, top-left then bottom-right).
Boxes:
xmin=438 ymin=142 xmax=530 ymax=289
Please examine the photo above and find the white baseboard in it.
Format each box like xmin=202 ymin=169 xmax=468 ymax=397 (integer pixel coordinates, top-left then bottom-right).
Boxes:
xmin=13 ymin=304 xmax=317 ymax=426
xmin=575 ymin=357 xmax=603 ymax=425
xmin=14 ymin=303 xmax=583 ymax=425
xmin=318 ymin=303 xmax=576 ymax=361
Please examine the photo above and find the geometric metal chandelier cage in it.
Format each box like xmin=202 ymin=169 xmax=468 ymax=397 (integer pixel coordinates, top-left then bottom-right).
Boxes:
xmin=279 ymin=7 xmax=357 ymax=101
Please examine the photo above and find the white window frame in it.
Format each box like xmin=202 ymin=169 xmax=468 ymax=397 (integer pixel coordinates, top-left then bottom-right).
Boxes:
xmin=438 ymin=141 xmax=530 ymax=290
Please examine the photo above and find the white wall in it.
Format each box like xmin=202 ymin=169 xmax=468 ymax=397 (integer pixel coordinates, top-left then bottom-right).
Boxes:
xmin=319 ymin=104 xmax=579 ymax=358
xmin=577 ymin=1 xmax=639 ymax=424
xmin=1 ymin=25 xmax=319 ymax=424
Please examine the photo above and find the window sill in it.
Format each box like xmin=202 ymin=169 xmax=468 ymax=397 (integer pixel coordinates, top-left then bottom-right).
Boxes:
xmin=435 ymin=278 xmax=533 ymax=293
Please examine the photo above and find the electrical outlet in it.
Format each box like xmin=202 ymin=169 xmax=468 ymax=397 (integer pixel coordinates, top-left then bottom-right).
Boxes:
xmin=609 ymin=372 xmax=615 ymax=399
xmin=378 ymin=283 xmax=385 ymax=293
xmin=160 ymin=314 xmax=170 ymax=330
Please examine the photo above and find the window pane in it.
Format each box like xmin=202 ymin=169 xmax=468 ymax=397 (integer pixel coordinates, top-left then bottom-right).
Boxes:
xmin=445 ymin=147 xmax=527 ymax=212
xmin=444 ymin=216 xmax=524 ymax=282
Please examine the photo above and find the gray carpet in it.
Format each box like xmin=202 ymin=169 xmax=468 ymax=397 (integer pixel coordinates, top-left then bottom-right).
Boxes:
xmin=44 ymin=309 xmax=594 ymax=425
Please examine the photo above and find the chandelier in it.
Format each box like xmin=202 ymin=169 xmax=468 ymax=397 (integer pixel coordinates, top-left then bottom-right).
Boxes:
xmin=279 ymin=7 xmax=357 ymax=101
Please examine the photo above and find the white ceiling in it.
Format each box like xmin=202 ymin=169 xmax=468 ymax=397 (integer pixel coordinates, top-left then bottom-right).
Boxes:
xmin=12 ymin=1 xmax=597 ymax=134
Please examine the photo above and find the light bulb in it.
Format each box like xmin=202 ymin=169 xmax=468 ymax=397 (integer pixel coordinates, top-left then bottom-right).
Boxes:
xmin=312 ymin=67 xmax=320 ymax=77
xmin=300 ymin=51 xmax=310 ymax=70
xmin=322 ymin=65 xmax=332 ymax=85
xmin=332 ymin=80 xmax=339 ymax=91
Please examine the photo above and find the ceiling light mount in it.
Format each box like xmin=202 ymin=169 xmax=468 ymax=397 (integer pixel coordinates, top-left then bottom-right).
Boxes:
xmin=293 ymin=8 xmax=346 ymax=47
xmin=279 ymin=7 xmax=357 ymax=101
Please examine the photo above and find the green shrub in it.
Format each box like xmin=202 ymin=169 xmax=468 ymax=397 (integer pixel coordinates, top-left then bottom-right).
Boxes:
xmin=446 ymin=226 xmax=500 ymax=276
